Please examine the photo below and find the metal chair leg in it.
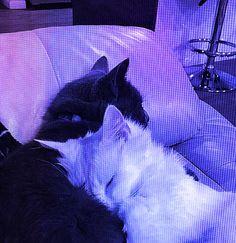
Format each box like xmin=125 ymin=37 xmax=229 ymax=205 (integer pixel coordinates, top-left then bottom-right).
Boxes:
xmin=187 ymin=0 xmax=236 ymax=92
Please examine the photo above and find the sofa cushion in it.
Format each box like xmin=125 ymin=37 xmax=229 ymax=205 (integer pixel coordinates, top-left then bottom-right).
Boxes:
xmin=0 ymin=25 xmax=204 ymax=145
xmin=0 ymin=31 xmax=59 ymax=143
xmin=174 ymin=101 xmax=236 ymax=191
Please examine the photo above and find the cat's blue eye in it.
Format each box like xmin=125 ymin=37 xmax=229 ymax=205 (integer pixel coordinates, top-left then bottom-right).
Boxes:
xmin=72 ymin=115 xmax=82 ymax=122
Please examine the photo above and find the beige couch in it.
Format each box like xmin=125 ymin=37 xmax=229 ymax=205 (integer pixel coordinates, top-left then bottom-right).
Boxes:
xmin=0 ymin=25 xmax=236 ymax=191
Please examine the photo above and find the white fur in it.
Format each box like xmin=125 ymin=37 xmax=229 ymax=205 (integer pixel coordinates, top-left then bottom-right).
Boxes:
xmin=36 ymin=106 xmax=236 ymax=243
xmin=89 ymin=106 xmax=236 ymax=243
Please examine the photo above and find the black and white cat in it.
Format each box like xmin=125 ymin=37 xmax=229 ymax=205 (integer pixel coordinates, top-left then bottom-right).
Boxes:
xmin=0 ymin=58 xmax=149 ymax=242
xmin=39 ymin=105 xmax=236 ymax=243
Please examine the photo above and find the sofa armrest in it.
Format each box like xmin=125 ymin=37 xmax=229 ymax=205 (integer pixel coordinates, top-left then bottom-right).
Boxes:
xmin=174 ymin=100 xmax=236 ymax=191
xmin=0 ymin=30 xmax=60 ymax=143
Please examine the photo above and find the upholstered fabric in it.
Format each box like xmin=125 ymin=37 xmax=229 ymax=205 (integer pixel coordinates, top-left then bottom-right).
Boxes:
xmin=0 ymin=25 xmax=204 ymax=145
xmin=174 ymin=101 xmax=236 ymax=192
xmin=33 ymin=25 xmax=204 ymax=147
xmin=0 ymin=31 xmax=59 ymax=143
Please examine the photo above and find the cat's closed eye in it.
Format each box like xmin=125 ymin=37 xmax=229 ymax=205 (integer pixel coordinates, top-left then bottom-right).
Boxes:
xmin=105 ymin=175 xmax=115 ymax=192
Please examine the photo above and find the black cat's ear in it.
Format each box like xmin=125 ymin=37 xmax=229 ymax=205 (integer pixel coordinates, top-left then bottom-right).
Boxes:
xmin=91 ymin=56 xmax=109 ymax=75
xmin=102 ymin=105 xmax=130 ymax=143
xmin=109 ymin=58 xmax=129 ymax=83
xmin=93 ymin=58 xmax=129 ymax=101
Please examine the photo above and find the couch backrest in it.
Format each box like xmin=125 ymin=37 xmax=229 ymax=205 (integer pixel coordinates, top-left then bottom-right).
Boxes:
xmin=0 ymin=25 xmax=204 ymax=145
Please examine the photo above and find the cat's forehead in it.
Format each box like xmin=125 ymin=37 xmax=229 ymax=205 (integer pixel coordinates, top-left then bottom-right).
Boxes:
xmin=80 ymin=71 xmax=106 ymax=84
xmin=72 ymin=77 xmax=95 ymax=88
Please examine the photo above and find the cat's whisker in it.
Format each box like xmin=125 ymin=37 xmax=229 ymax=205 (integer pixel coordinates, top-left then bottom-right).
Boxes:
xmin=0 ymin=150 xmax=5 ymax=157
xmin=38 ymin=159 xmax=67 ymax=178
xmin=29 ymin=146 xmax=45 ymax=150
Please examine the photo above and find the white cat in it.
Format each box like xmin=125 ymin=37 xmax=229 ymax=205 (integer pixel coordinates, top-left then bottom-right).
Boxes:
xmin=37 ymin=105 xmax=236 ymax=243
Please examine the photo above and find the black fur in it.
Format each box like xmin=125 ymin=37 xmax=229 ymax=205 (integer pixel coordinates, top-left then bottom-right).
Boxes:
xmin=37 ymin=57 xmax=149 ymax=141
xmin=0 ymin=141 xmax=125 ymax=243
xmin=185 ymin=167 xmax=199 ymax=181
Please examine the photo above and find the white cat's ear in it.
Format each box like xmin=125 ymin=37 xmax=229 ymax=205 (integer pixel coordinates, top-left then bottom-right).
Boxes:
xmin=102 ymin=105 xmax=130 ymax=143
xmin=34 ymin=139 xmax=64 ymax=152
